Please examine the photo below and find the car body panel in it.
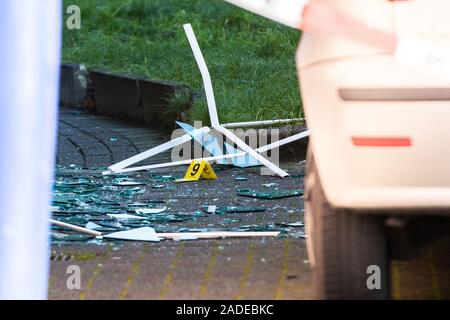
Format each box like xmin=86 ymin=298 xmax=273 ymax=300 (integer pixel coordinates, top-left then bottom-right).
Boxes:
xmin=297 ymin=0 xmax=450 ymax=211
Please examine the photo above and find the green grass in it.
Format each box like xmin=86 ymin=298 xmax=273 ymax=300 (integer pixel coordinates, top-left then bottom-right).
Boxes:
xmin=63 ymin=0 xmax=303 ymax=125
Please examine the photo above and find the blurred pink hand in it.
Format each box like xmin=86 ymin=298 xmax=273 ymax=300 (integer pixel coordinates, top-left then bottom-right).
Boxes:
xmin=300 ymin=0 xmax=397 ymax=52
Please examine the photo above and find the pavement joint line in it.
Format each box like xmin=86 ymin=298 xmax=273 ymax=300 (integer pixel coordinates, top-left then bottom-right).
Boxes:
xmin=79 ymin=245 xmax=113 ymax=300
xmin=59 ymin=119 xmax=114 ymax=163
xmin=427 ymin=245 xmax=442 ymax=299
xmin=234 ymin=243 xmax=255 ymax=300
xmin=159 ymin=243 xmax=185 ymax=300
xmin=119 ymin=244 xmax=148 ymax=300
xmin=274 ymin=239 xmax=290 ymax=300
xmin=198 ymin=243 xmax=219 ymax=299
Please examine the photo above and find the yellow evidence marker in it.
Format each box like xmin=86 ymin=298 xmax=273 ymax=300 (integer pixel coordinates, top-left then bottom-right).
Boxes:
xmin=176 ymin=160 xmax=218 ymax=183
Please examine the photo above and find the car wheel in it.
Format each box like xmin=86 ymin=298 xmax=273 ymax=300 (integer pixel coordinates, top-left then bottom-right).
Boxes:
xmin=304 ymin=149 xmax=390 ymax=299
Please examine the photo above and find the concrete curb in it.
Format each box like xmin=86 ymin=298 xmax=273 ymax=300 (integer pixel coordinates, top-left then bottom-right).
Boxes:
xmin=89 ymin=70 xmax=143 ymax=121
xmin=59 ymin=64 xmax=191 ymax=127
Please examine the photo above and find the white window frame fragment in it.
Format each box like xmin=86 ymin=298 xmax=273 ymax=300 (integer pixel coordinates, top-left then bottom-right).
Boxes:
xmin=49 ymin=219 xmax=280 ymax=241
xmin=103 ymin=23 xmax=310 ymax=178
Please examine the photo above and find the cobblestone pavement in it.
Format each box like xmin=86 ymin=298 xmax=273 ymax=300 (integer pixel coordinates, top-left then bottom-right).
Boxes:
xmin=49 ymin=108 xmax=450 ymax=300
xmin=57 ymin=108 xmax=172 ymax=168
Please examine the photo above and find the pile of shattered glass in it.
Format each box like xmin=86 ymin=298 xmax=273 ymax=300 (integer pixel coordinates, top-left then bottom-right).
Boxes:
xmin=51 ymin=165 xmax=306 ymax=244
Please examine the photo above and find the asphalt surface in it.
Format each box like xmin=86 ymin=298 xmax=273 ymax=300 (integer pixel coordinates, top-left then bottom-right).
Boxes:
xmin=49 ymin=108 xmax=450 ymax=300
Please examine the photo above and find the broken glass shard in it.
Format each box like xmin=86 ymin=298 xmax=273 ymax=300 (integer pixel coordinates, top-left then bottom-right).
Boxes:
xmin=201 ymin=205 xmax=266 ymax=215
xmin=107 ymin=213 xmax=146 ymax=220
xmin=235 ymin=224 xmax=282 ymax=232
xmin=173 ymin=235 xmax=198 ymax=241
xmin=126 ymin=202 xmax=148 ymax=208
xmin=120 ymin=187 xmax=145 ymax=197
xmin=192 ymin=211 xmax=206 ymax=217
xmin=262 ymin=183 xmax=278 ymax=188
xmin=204 ymin=205 xmax=217 ymax=214
xmin=94 ymin=221 xmax=123 ymax=229
xmin=237 ymin=189 xmax=303 ymax=199
xmin=112 ymin=178 xmax=145 ymax=186
xmin=288 ymin=221 xmax=304 ymax=227
xmin=85 ymin=222 xmax=102 ymax=230
xmin=275 ymin=221 xmax=304 ymax=228
xmin=135 ymin=207 xmax=167 ymax=214
xmin=291 ymin=230 xmax=307 ymax=239
xmin=150 ymin=175 xmax=177 ymax=182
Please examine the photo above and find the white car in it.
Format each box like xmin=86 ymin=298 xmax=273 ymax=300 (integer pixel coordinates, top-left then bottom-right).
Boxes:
xmin=299 ymin=0 xmax=450 ymax=299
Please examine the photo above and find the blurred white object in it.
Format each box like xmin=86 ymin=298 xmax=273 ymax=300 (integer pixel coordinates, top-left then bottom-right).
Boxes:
xmin=393 ymin=0 xmax=450 ymax=79
xmin=0 ymin=0 xmax=61 ymax=299
xmin=224 ymin=0 xmax=308 ymax=29
xmin=396 ymin=36 xmax=450 ymax=80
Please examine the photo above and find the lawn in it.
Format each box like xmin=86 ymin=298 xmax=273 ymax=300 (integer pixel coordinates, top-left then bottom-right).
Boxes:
xmin=62 ymin=0 xmax=303 ymax=125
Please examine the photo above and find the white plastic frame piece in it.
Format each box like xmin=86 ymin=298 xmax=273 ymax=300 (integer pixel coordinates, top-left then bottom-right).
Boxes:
xmin=214 ymin=125 xmax=290 ymax=177
xmin=157 ymin=231 xmax=280 ymax=240
xmin=108 ymin=129 xmax=310 ymax=174
xmin=184 ymin=23 xmax=298 ymax=178
xmin=104 ymin=126 xmax=210 ymax=174
xmin=48 ymin=219 xmax=280 ymax=240
xmin=49 ymin=219 xmax=102 ymax=237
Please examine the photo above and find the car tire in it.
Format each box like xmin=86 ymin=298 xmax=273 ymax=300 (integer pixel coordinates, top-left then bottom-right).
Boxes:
xmin=304 ymin=149 xmax=390 ymax=299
